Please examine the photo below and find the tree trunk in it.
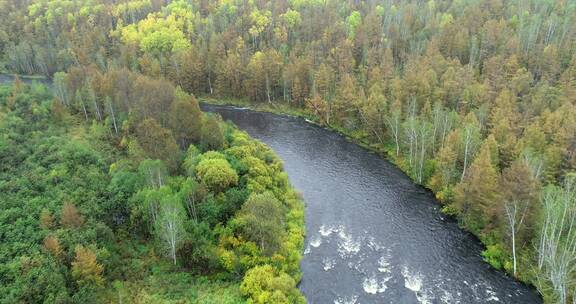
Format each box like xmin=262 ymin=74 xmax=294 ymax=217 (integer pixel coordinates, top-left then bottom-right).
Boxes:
xmin=461 ymin=133 xmax=470 ymax=181
xmin=81 ymin=99 xmax=88 ymax=121
xmin=207 ymin=73 xmax=213 ymax=94
xmin=108 ymin=100 xmax=118 ymax=134
xmin=266 ymin=74 xmax=271 ymax=103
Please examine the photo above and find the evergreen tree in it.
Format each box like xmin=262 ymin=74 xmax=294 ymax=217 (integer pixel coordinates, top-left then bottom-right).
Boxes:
xmin=72 ymin=245 xmax=104 ymax=287
xmin=454 ymin=139 xmax=500 ymax=233
xmin=60 ymin=202 xmax=84 ymax=229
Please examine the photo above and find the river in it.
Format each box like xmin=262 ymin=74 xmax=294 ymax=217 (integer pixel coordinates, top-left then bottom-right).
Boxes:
xmin=0 ymin=74 xmax=51 ymax=86
xmin=202 ymin=104 xmax=542 ymax=304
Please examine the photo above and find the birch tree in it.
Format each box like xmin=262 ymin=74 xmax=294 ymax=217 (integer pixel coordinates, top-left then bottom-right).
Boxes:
xmin=385 ymin=106 xmax=402 ymax=156
xmin=522 ymin=149 xmax=544 ymax=181
xmin=85 ymin=82 xmax=102 ymax=121
xmin=106 ymin=96 xmax=118 ymax=134
xmin=537 ymin=176 xmax=576 ymax=304
xmin=460 ymin=113 xmax=481 ymax=181
xmin=156 ymin=195 xmax=186 ymax=265
xmin=139 ymin=188 xmax=162 ymax=228
xmin=53 ymin=72 xmax=70 ymax=106
xmin=75 ymin=89 xmax=89 ymax=121
xmin=417 ymin=121 xmax=432 ymax=184
xmin=180 ymin=178 xmax=207 ymax=223
xmin=403 ymin=116 xmax=418 ymax=168
xmin=138 ymin=159 xmax=167 ymax=189
xmin=501 ymin=160 xmax=539 ymax=277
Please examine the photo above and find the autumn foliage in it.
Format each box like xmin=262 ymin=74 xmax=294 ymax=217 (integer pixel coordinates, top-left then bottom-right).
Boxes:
xmin=60 ymin=202 xmax=84 ymax=228
xmin=71 ymin=245 xmax=104 ymax=287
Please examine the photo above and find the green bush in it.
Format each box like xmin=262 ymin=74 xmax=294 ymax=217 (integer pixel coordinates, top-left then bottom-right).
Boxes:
xmin=240 ymin=265 xmax=305 ymax=304
xmin=196 ymin=158 xmax=238 ymax=193
xmin=482 ymin=244 xmax=505 ymax=270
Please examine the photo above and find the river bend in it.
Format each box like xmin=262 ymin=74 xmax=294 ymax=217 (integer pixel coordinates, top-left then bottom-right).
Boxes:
xmin=202 ymin=104 xmax=541 ymax=304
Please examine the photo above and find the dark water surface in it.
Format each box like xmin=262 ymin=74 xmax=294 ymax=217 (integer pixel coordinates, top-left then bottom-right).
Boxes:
xmin=202 ymin=104 xmax=541 ymax=304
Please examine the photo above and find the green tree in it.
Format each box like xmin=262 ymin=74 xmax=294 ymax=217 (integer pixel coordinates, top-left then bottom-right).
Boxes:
xmin=135 ymin=118 xmax=180 ymax=170
xmin=500 ymin=159 xmax=539 ymax=277
xmin=195 ymin=158 xmax=238 ymax=193
xmin=453 ymin=139 xmax=500 ymax=233
xmin=428 ymin=142 xmax=457 ymax=197
xmin=168 ymin=89 xmax=202 ymax=148
xmin=346 ymin=11 xmax=362 ymax=39
xmin=201 ymin=115 xmax=225 ymax=151
xmin=39 ymin=209 xmax=55 ymax=229
xmin=240 ymin=264 xmax=305 ymax=304
xmin=489 ymin=89 xmax=519 ymax=168
xmin=236 ymin=192 xmax=285 ymax=255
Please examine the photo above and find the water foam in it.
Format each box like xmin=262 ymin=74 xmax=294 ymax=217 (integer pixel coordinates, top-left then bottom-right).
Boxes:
xmin=337 ymin=229 xmax=361 ymax=257
xmin=402 ymin=266 xmax=422 ymax=293
xmin=486 ymin=287 xmax=500 ymax=302
xmin=366 ymin=236 xmax=382 ymax=251
xmin=438 ymin=285 xmax=457 ymax=303
xmin=377 ymin=256 xmax=391 ymax=273
xmin=322 ymin=257 xmax=336 ymax=271
xmin=310 ymin=235 xmax=322 ymax=248
xmin=319 ymin=224 xmax=339 ymax=237
xmin=333 ymin=295 xmax=358 ymax=304
xmin=401 ymin=266 xmax=431 ymax=304
xmin=362 ymin=274 xmax=391 ymax=294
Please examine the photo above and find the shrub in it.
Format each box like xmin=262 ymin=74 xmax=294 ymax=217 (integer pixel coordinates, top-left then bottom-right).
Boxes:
xmin=196 ymin=158 xmax=238 ymax=193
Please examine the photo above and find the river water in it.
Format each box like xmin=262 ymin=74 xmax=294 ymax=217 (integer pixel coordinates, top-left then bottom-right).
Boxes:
xmin=0 ymin=74 xmax=51 ymax=87
xmin=202 ymin=104 xmax=542 ymax=304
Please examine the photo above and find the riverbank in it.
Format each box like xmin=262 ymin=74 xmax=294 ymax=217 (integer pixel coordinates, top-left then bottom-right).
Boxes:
xmin=200 ymin=97 xmax=391 ymax=158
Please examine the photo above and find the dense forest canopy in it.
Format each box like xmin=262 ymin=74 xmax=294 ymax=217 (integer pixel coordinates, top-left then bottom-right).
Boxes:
xmin=0 ymin=0 xmax=576 ymax=303
xmin=0 ymin=76 xmax=305 ymax=303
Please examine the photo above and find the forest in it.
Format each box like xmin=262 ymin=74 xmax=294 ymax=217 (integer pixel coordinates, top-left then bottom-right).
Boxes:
xmin=0 ymin=0 xmax=575 ymax=303
xmin=0 ymin=76 xmax=305 ymax=303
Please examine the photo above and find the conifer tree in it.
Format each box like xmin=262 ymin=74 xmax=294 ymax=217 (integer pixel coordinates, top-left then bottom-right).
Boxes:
xmin=60 ymin=202 xmax=84 ymax=229
xmin=454 ymin=139 xmax=500 ymax=232
xmin=72 ymin=245 xmax=103 ymax=287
